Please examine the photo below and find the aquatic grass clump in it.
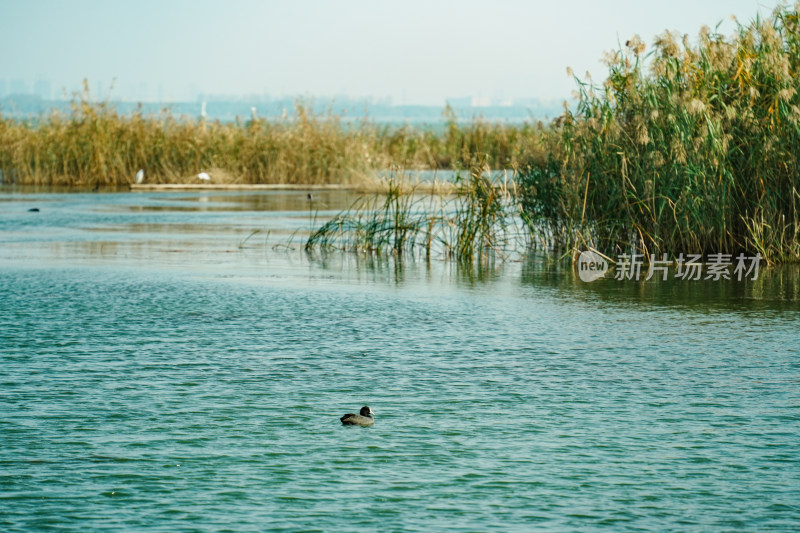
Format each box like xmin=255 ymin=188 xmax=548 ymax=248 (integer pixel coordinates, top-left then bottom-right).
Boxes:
xmin=519 ymin=4 xmax=800 ymax=263
xmin=305 ymin=178 xmax=426 ymax=256
xmin=305 ymin=166 xmax=527 ymax=264
xmin=447 ymin=164 xmax=519 ymax=262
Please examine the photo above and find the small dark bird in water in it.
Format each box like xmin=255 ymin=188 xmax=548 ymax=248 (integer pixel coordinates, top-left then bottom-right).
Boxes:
xmin=340 ymin=406 xmax=375 ymax=427
xmin=28 ymin=208 xmax=40 ymax=212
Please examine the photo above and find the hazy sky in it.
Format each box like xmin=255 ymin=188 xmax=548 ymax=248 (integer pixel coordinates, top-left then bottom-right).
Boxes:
xmin=0 ymin=0 xmax=776 ymax=104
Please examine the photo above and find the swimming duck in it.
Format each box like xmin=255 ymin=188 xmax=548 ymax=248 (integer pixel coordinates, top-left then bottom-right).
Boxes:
xmin=340 ymin=406 xmax=375 ymax=427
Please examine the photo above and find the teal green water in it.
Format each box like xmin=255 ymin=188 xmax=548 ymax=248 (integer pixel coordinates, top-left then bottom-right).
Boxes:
xmin=1 ymin=191 xmax=799 ymax=531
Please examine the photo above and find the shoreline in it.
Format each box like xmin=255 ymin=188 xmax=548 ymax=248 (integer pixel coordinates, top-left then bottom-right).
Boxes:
xmin=130 ymin=183 xmax=361 ymax=191
xmin=128 ymin=181 xmax=456 ymax=194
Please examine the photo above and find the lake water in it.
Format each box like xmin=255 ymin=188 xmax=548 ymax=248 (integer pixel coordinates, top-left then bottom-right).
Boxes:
xmin=1 ymin=189 xmax=799 ymax=531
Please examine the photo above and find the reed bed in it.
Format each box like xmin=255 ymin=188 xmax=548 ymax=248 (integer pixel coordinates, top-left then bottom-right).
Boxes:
xmin=0 ymin=83 xmax=549 ymax=188
xmin=518 ymin=4 xmax=800 ymax=264
xmin=374 ymin=105 xmax=555 ymax=171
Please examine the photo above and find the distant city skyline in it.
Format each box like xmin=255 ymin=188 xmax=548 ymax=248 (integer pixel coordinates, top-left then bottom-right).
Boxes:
xmin=0 ymin=74 xmax=564 ymax=110
xmin=0 ymin=0 xmax=775 ymax=106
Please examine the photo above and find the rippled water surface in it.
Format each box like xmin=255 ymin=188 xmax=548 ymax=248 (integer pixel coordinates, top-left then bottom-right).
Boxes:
xmin=1 ymin=190 xmax=799 ymax=531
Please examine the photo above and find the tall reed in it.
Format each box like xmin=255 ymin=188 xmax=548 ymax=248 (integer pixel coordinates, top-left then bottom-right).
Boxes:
xmin=519 ymin=4 xmax=800 ymax=263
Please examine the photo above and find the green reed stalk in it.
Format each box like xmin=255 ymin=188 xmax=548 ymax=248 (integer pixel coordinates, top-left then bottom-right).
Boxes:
xmin=305 ymin=166 xmax=523 ymax=264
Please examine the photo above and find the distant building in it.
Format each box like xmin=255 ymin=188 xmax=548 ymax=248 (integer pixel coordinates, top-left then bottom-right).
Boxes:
xmin=34 ymin=79 xmax=51 ymax=100
xmin=10 ymin=79 xmax=27 ymax=96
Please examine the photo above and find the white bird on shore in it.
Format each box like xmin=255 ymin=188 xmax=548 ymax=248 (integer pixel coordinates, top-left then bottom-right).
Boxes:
xmin=197 ymin=172 xmax=211 ymax=181
xmin=135 ymin=169 xmax=145 ymax=184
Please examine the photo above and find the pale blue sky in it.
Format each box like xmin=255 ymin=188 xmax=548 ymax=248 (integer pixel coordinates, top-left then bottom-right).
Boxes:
xmin=0 ymin=0 xmax=776 ymax=104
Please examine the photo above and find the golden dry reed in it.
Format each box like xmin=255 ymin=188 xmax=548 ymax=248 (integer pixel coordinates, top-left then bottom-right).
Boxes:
xmin=0 ymin=83 xmax=549 ymax=188
xmin=518 ymin=3 xmax=800 ymax=263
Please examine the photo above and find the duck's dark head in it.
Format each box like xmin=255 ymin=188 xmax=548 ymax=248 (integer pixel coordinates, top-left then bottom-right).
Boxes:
xmin=360 ymin=406 xmax=374 ymax=417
